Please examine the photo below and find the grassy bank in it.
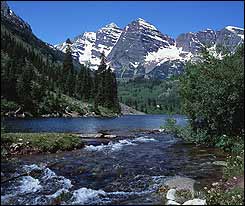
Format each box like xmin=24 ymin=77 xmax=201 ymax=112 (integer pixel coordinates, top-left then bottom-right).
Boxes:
xmin=161 ymin=118 xmax=244 ymax=205
xmin=1 ymin=133 xmax=84 ymax=158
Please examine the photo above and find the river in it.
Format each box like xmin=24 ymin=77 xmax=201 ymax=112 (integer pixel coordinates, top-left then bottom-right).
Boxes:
xmin=1 ymin=115 xmax=226 ymax=205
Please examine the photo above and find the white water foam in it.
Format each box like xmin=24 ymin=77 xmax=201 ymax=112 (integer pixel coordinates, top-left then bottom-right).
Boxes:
xmin=85 ymin=136 xmax=157 ymax=152
xmin=42 ymin=168 xmax=56 ymax=179
xmin=23 ymin=164 xmax=43 ymax=172
xmin=85 ymin=139 xmax=136 ymax=152
xmin=46 ymin=188 xmax=70 ymax=199
xmin=26 ymin=164 xmax=73 ymax=190
xmin=19 ymin=176 xmax=42 ymax=193
xmin=70 ymin=187 xmax=106 ymax=204
xmin=1 ymin=194 xmax=15 ymax=205
xmin=133 ymin=136 xmax=157 ymax=142
xmin=107 ymin=190 xmax=151 ymax=196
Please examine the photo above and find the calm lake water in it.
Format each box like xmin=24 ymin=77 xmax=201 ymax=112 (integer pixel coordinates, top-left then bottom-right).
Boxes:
xmin=2 ymin=114 xmax=188 ymax=133
xmin=1 ymin=115 xmax=226 ymax=205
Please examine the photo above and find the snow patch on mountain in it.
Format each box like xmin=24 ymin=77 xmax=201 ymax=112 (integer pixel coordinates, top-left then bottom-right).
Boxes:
xmin=144 ymin=46 xmax=192 ymax=73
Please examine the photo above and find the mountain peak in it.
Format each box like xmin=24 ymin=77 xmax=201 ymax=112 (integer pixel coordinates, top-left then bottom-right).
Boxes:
xmin=137 ymin=17 xmax=146 ymax=22
xmin=105 ymin=22 xmax=119 ymax=29
xmin=225 ymin=26 xmax=244 ymax=31
xmin=136 ymin=18 xmax=157 ymax=30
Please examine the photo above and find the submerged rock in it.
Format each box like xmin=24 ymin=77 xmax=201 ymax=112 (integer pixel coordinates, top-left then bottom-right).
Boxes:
xmin=182 ymin=198 xmax=206 ymax=205
xmin=166 ymin=189 xmax=177 ymax=200
xmin=80 ymin=133 xmax=103 ymax=138
xmin=166 ymin=200 xmax=180 ymax=205
xmin=104 ymin=134 xmax=117 ymax=139
xmin=212 ymin=161 xmax=227 ymax=167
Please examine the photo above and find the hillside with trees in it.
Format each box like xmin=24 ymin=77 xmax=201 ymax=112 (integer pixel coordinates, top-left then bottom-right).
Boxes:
xmin=118 ymin=78 xmax=182 ymax=114
xmin=1 ymin=24 xmax=120 ymax=117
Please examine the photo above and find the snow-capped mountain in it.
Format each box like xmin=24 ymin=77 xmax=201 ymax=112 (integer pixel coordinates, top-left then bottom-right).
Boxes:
xmin=55 ymin=23 xmax=123 ymax=69
xmin=55 ymin=19 xmax=244 ymax=79
xmin=107 ymin=18 xmax=185 ymax=78
xmin=176 ymin=26 xmax=244 ymax=54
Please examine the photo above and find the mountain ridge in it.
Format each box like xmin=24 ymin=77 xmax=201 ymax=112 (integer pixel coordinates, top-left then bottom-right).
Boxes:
xmin=55 ymin=18 xmax=244 ymax=79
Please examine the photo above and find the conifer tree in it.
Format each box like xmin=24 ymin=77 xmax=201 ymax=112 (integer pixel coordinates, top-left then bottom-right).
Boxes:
xmin=94 ymin=51 xmax=120 ymax=113
xmin=62 ymin=38 xmax=75 ymax=95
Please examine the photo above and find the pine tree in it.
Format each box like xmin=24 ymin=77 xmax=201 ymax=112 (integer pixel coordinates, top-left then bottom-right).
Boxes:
xmin=16 ymin=60 xmax=34 ymax=112
xmin=94 ymin=51 xmax=107 ymax=107
xmin=62 ymin=38 xmax=74 ymax=95
xmin=94 ymin=51 xmax=120 ymax=113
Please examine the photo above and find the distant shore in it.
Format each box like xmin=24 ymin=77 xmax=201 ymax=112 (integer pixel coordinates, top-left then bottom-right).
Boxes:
xmin=1 ymin=103 xmax=145 ymax=119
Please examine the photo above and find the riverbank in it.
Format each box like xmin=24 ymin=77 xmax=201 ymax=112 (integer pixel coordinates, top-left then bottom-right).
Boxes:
xmin=1 ymin=133 xmax=85 ymax=158
xmin=160 ymin=119 xmax=244 ymax=205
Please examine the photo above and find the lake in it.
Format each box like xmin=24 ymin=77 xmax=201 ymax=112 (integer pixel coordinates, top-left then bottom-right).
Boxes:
xmin=2 ymin=114 xmax=188 ymax=133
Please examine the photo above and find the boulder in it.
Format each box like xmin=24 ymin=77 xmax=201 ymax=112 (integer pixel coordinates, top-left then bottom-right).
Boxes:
xmin=212 ymin=161 xmax=227 ymax=166
xmin=104 ymin=135 xmax=117 ymax=139
xmin=79 ymin=133 xmax=103 ymax=138
xmin=166 ymin=189 xmax=177 ymax=200
xmin=182 ymin=198 xmax=206 ymax=205
xmin=164 ymin=176 xmax=196 ymax=195
xmin=166 ymin=200 xmax=180 ymax=205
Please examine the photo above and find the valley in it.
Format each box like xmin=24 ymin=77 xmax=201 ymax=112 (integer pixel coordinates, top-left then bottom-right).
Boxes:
xmin=1 ymin=1 xmax=244 ymax=205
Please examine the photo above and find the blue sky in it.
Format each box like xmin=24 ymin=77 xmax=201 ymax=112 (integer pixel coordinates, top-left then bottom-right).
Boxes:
xmin=8 ymin=1 xmax=244 ymax=45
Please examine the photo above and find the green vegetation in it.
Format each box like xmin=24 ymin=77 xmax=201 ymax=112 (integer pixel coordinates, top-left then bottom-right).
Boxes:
xmin=162 ymin=45 xmax=244 ymax=205
xmin=1 ymin=133 xmax=84 ymax=158
xmin=204 ymin=154 xmax=244 ymax=205
xmin=205 ymin=186 xmax=244 ymax=205
xmin=179 ymin=46 xmax=244 ymax=142
xmin=94 ymin=52 xmax=121 ymax=114
xmin=1 ymin=99 xmax=20 ymax=116
xmin=118 ymin=78 xmax=181 ymax=114
xmin=162 ymin=45 xmax=244 ymax=151
xmin=1 ymin=23 xmax=120 ymax=117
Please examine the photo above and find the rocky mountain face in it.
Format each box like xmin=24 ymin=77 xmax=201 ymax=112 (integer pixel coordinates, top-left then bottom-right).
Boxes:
xmin=176 ymin=27 xmax=244 ymax=54
xmin=56 ymin=18 xmax=244 ymax=79
xmin=1 ymin=0 xmax=32 ymax=33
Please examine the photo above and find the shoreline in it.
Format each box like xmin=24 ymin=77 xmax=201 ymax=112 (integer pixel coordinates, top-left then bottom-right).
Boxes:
xmin=1 ymin=130 xmax=243 ymax=205
xmin=1 ymin=133 xmax=85 ymax=159
xmin=1 ymin=129 xmax=163 ymax=158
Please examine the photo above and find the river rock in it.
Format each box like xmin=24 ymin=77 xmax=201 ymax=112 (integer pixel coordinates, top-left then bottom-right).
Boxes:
xmin=80 ymin=133 xmax=103 ymax=138
xmin=166 ymin=200 xmax=180 ymax=205
xmin=212 ymin=161 xmax=227 ymax=166
xmin=104 ymin=134 xmax=117 ymax=139
xmin=163 ymin=176 xmax=195 ymax=195
xmin=182 ymin=198 xmax=206 ymax=205
xmin=166 ymin=189 xmax=177 ymax=200
xmin=80 ymin=138 xmax=110 ymax=146
xmin=159 ymin=128 xmax=165 ymax=132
